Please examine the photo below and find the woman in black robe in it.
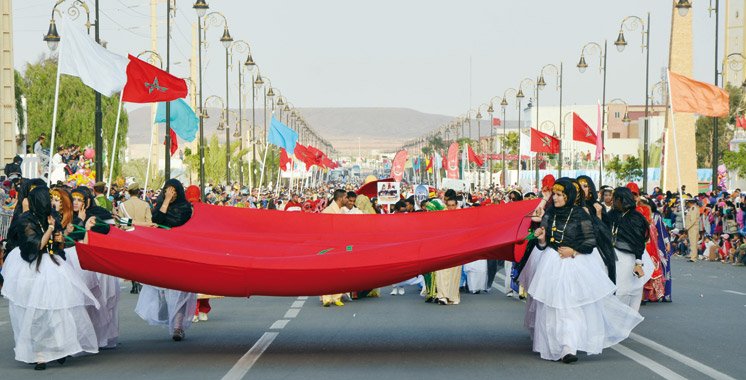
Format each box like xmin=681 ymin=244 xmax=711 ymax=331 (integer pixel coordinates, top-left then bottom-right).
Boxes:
xmin=135 ymin=179 xmax=197 ymax=342
xmin=577 ymin=175 xmax=616 ymax=283
xmin=519 ymin=178 xmax=643 ymax=364
xmin=604 ymin=187 xmax=653 ymax=312
xmin=1 ymin=187 xmax=99 ymax=370
xmin=152 ymin=179 xmax=192 ymax=227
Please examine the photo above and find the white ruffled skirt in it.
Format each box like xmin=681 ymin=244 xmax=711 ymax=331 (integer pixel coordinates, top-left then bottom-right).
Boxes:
xmin=463 ymin=259 xmax=488 ymax=292
xmin=1 ymin=248 xmax=100 ymax=363
xmin=65 ymin=247 xmax=121 ymax=348
xmin=135 ymin=285 xmax=197 ymax=335
xmin=526 ymin=247 xmax=644 ymax=361
xmin=615 ymin=249 xmax=654 ymax=312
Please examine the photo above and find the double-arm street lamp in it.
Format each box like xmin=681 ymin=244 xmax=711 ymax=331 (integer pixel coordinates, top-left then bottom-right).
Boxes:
xmin=577 ymin=40 xmax=608 ymax=186
xmin=230 ymin=39 xmax=252 ymax=187
xmin=193 ymin=0 xmax=209 ymax=199
xmin=615 ymin=13 xmax=650 ymax=192
xmin=500 ymin=88 xmax=518 ymax=187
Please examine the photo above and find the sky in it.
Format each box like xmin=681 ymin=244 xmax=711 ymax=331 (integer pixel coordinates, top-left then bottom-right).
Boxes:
xmin=11 ymin=0 xmax=725 ymax=119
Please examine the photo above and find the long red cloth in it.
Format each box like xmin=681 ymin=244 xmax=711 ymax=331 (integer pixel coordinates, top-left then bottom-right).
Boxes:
xmin=76 ymin=200 xmax=539 ymax=297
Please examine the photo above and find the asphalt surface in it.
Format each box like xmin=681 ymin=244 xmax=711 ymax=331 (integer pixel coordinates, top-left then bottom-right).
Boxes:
xmin=1 ymin=255 xmax=745 ymax=380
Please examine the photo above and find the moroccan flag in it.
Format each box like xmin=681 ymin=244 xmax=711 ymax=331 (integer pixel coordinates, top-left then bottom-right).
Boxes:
xmin=530 ymin=128 xmax=560 ymax=154
xmin=669 ymin=70 xmax=729 ymax=117
xmin=572 ymin=112 xmax=597 ymax=145
xmin=163 ymin=128 xmax=178 ymax=156
xmin=122 ymin=54 xmax=188 ymax=103
xmin=390 ymin=150 xmax=408 ymax=182
xmin=306 ymin=145 xmax=325 ymax=166
xmin=293 ymin=144 xmax=314 ymax=170
xmin=446 ymin=142 xmax=459 ymax=179
xmin=280 ymin=148 xmax=291 ymax=171
xmin=737 ymin=116 xmax=746 ymax=129
xmin=467 ymin=144 xmax=484 ymax=166
xmin=492 ymin=117 xmax=501 ymax=126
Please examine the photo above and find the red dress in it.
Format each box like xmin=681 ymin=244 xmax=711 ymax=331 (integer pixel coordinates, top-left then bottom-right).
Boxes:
xmin=638 ymin=205 xmax=665 ymax=301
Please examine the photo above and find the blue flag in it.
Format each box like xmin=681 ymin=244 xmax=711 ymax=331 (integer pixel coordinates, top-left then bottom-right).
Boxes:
xmin=268 ymin=116 xmax=298 ymax=155
xmin=155 ymin=98 xmax=198 ymax=142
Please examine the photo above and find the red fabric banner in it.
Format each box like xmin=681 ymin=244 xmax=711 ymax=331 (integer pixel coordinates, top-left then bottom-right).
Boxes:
xmin=446 ymin=142 xmax=460 ymax=179
xmin=76 ymin=200 xmax=539 ymax=297
xmin=122 ymin=54 xmax=188 ymax=103
xmin=356 ymin=178 xmax=394 ymax=198
xmin=163 ymin=128 xmax=178 ymax=156
xmin=572 ymin=112 xmax=597 ymax=145
xmin=280 ymin=148 xmax=291 ymax=171
xmin=390 ymin=150 xmax=408 ymax=181
xmin=492 ymin=117 xmax=501 ymax=126
xmin=293 ymin=144 xmax=315 ymax=170
xmin=467 ymin=145 xmax=484 ymax=166
xmin=530 ymin=128 xmax=560 ymax=154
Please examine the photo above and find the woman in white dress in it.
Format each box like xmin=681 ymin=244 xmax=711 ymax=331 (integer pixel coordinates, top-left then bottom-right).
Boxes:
xmin=604 ymin=187 xmax=654 ymax=312
xmin=1 ymin=187 xmax=99 ymax=370
xmin=49 ymin=145 xmax=67 ymax=184
xmin=525 ymin=178 xmax=643 ymax=363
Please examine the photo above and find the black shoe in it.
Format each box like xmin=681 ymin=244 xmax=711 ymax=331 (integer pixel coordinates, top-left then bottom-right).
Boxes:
xmin=56 ymin=357 xmax=66 ymax=365
xmin=561 ymin=354 xmax=578 ymax=364
xmin=34 ymin=363 xmax=46 ymax=371
xmin=172 ymin=328 xmax=184 ymax=341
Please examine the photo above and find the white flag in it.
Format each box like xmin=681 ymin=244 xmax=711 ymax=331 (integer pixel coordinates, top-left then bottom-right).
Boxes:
xmin=58 ymin=20 xmax=128 ymax=97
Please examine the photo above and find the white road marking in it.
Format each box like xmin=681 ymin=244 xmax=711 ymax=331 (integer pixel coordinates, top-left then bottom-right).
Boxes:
xmin=297 ymin=296 xmax=308 ymax=300
xmin=269 ymin=319 xmax=289 ymax=330
xmin=221 ymin=332 xmax=279 ymax=380
xmin=723 ymin=290 xmax=746 ymax=296
xmin=629 ymin=333 xmax=737 ymax=380
xmin=611 ymin=344 xmax=687 ymax=380
xmin=284 ymin=308 xmax=300 ymax=319
xmin=291 ymin=300 xmax=305 ymax=308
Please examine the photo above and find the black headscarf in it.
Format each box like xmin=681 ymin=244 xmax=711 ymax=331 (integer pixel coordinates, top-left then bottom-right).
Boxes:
xmin=68 ymin=186 xmax=112 ymax=241
xmin=13 ymin=178 xmax=47 ymax=218
xmin=604 ymin=187 xmax=649 ymax=260
xmin=577 ymin=176 xmax=616 ymax=282
xmin=539 ymin=177 xmax=596 ymax=254
xmin=14 ymin=187 xmax=63 ymax=265
xmin=152 ymin=179 xmax=192 ymax=228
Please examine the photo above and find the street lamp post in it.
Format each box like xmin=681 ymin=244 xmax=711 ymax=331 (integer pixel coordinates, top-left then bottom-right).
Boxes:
xmin=193 ymin=0 xmax=209 ymax=200
xmin=578 ymin=40 xmax=608 ymax=187
xmin=616 ymin=13 xmax=650 ymax=192
xmin=536 ymin=63 xmax=562 ymax=184
xmin=203 ymin=11 xmax=232 ymax=185
xmin=231 ymin=40 xmax=252 ymax=188
xmin=501 ymin=88 xmax=518 ymax=187
xmin=518 ymin=78 xmax=535 ymax=190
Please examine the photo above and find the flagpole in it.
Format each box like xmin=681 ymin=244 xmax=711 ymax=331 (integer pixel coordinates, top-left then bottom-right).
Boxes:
xmin=666 ymin=70 xmax=687 ymax=229
xmin=47 ymin=44 xmax=63 ymax=185
xmin=258 ymin=142 xmax=269 ymax=190
xmin=144 ymin=110 xmax=157 ymax=194
xmin=105 ymin=88 xmax=125 ymax=195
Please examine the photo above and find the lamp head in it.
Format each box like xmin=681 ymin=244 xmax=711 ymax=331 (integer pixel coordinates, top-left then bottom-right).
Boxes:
xmin=500 ymin=97 xmax=508 ymax=108
xmin=244 ymin=54 xmax=255 ymax=67
xmin=193 ymin=0 xmax=209 ymax=17
xmin=217 ymin=119 xmax=225 ymax=131
xmin=676 ymin=0 xmax=692 ymax=17
xmin=622 ymin=112 xmax=631 ymax=127
xmin=267 ymin=87 xmax=275 ymax=97
xmin=476 ymin=111 xmax=482 ymax=119
xmin=516 ymin=89 xmax=525 ymax=99
xmin=577 ymin=55 xmax=588 ymax=73
xmin=43 ymin=19 xmax=60 ymax=51
xmin=220 ymin=27 xmax=233 ymax=49
xmin=487 ymin=104 xmax=494 ymax=113
xmin=254 ymin=74 xmax=264 ymax=86
xmin=537 ymin=75 xmax=546 ymax=90
xmin=614 ymin=30 xmax=628 ymax=52
xmin=276 ymin=97 xmax=284 ymax=106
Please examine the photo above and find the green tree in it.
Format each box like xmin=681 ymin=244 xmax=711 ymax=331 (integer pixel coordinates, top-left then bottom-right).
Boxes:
xmin=722 ymin=144 xmax=746 ymax=176
xmin=182 ymin=135 xmax=250 ymax=186
xmin=19 ymin=58 xmax=128 ymax=177
xmin=121 ymin=158 xmax=165 ymax=190
xmin=605 ymin=155 xmax=623 ymax=182
xmin=620 ymin=156 xmax=643 ymax=182
xmin=695 ymin=83 xmax=743 ymax=167
xmin=14 ymin=70 xmax=24 ymax=146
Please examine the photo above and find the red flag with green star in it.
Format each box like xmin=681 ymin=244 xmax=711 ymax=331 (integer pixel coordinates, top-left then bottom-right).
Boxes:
xmin=122 ymin=54 xmax=188 ymax=103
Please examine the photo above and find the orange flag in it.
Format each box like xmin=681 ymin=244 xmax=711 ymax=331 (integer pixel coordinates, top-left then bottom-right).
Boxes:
xmin=669 ymin=70 xmax=729 ymax=117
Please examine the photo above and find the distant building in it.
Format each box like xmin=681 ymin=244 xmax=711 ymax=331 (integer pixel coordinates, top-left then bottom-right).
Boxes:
xmin=725 ymin=0 xmax=746 ymax=87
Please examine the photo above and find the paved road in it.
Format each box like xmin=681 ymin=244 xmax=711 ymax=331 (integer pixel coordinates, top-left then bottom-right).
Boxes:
xmin=1 ymin=256 xmax=744 ymax=379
